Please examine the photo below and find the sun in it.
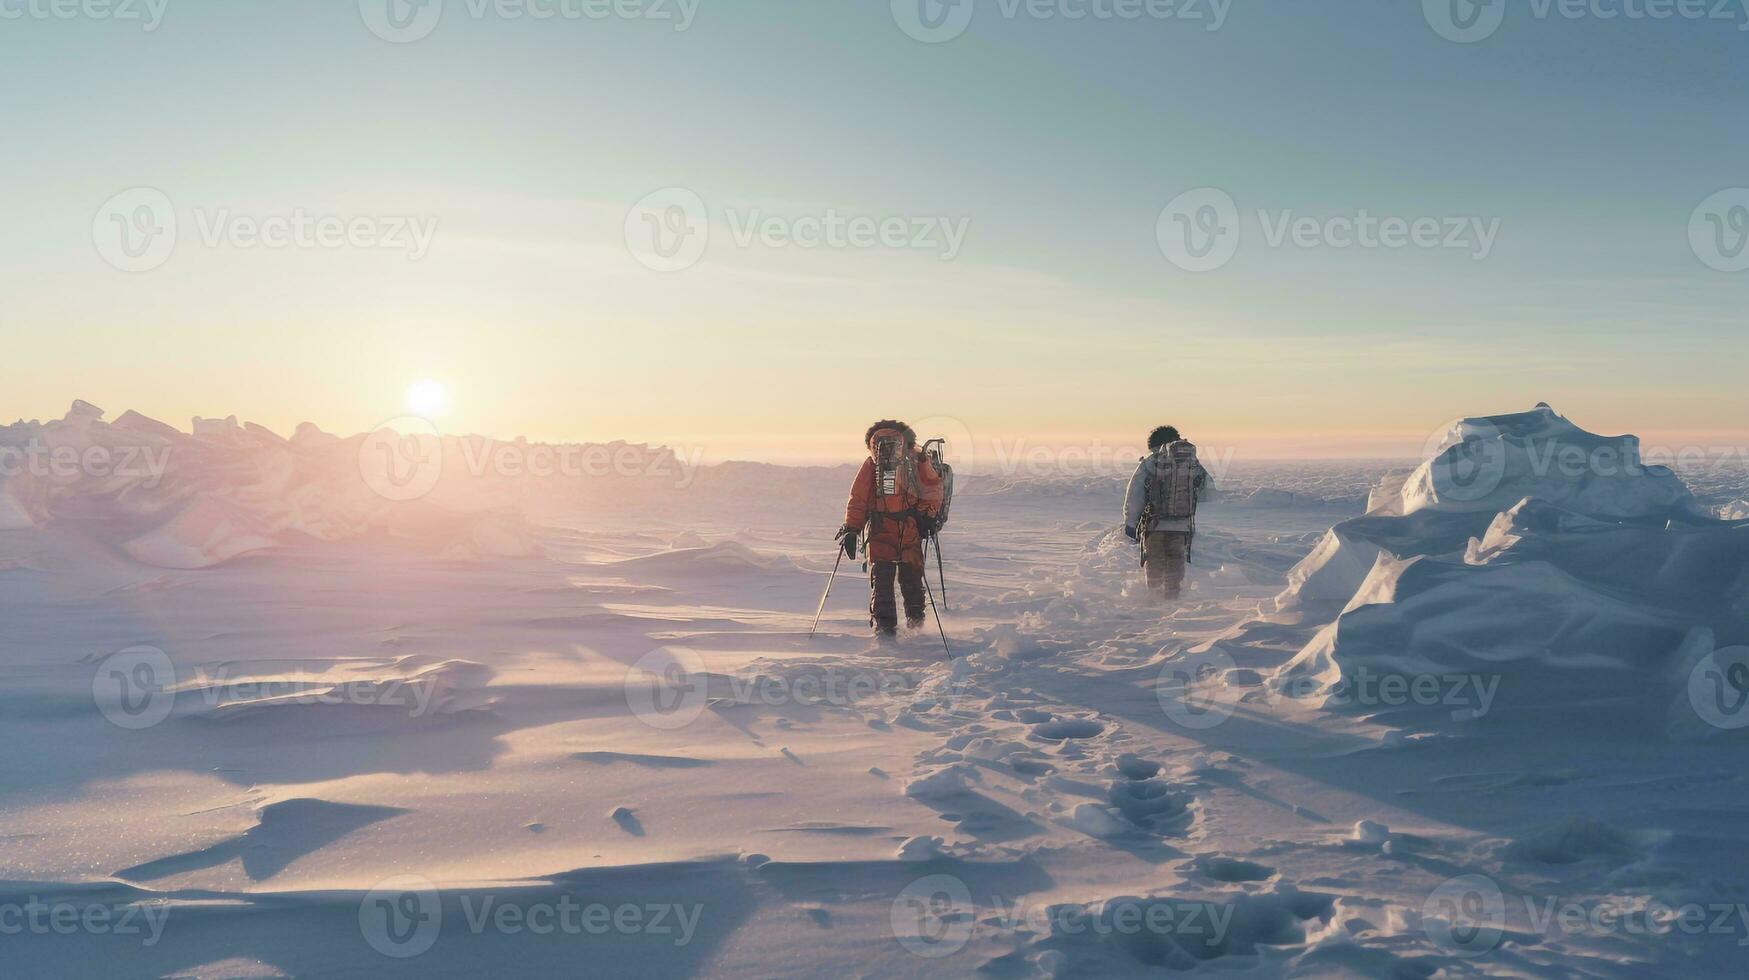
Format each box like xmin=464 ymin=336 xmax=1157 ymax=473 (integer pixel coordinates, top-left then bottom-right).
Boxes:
xmin=404 ymin=379 xmax=450 ymax=419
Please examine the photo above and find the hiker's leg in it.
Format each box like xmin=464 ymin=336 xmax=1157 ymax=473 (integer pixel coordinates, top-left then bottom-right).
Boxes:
xmin=898 ymin=562 xmax=926 ymax=628
xmin=1158 ymin=531 xmax=1190 ymax=599
xmin=1144 ymin=532 xmax=1170 ymax=593
xmin=870 ymin=561 xmax=899 ymax=635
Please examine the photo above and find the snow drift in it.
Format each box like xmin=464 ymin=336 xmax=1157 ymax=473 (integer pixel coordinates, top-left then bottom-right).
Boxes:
xmin=1255 ymin=405 xmax=1749 ymax=737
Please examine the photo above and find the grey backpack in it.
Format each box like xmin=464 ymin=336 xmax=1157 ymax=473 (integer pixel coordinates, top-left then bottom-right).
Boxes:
xmin=1148 ymin=441 xmax=1201 ymax=521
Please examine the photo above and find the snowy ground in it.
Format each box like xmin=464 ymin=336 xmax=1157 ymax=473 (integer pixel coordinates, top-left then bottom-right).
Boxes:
xmin=4 ymin=408 xmax=1749 ymax=978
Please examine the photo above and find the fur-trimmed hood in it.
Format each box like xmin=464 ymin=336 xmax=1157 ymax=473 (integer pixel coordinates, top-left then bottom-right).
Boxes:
xmin=864 ymin=419 xmax=916 ymax=449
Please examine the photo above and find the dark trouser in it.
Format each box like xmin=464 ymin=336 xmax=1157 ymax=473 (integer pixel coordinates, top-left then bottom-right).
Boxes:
xmin=1144 ymin=530 xmax=1192 ymax=599
xmin=870 ymin=561 xmax=926 ymax=634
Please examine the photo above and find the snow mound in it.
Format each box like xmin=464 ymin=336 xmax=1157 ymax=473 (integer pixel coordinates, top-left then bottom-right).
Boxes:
xmin=1389 ymin=403 xmax=1704 ymax=519
xmin=1260 ymin=406 xmax=1749 ymax=737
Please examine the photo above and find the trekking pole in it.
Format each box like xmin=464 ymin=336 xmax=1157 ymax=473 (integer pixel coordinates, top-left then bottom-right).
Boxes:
xmin=920 ymin=538 xmax=953 ymax=660
xmin=807 ymin=548 xmax=845 ymax=639
xmin=931 ymin=532 xmax=949 ymax=612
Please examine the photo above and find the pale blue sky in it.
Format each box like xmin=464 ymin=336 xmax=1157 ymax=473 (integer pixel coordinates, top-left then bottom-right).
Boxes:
xmin=3 ymin=0 xmax=1745 ymax=460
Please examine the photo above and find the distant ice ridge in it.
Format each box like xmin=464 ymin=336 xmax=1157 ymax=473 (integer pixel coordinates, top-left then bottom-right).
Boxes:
xmin=1253 ymin=405 xmax=1748 ymax=738
xmin=0 ymin=402 xmax=679 ymax=568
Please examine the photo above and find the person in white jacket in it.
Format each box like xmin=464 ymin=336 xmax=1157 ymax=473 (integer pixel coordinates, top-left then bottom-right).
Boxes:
xmin=1122 ymin=426 xmax=1213 ymax=599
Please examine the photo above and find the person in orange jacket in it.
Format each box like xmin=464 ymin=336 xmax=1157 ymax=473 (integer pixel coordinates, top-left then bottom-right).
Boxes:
xmin=838 ymin=420 xmax=945 ymax=638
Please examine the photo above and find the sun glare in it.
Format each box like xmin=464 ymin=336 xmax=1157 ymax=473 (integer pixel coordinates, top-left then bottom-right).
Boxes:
xmin=405 ymin=379 xmax=449 ymax=419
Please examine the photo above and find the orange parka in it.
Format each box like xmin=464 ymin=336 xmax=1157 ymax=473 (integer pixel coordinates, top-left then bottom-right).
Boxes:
xmin=844 ymin=430 xmax=944 ymax=568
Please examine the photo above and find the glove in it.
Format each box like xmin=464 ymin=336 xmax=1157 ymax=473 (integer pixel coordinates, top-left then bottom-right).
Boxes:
xmin=1124 ymin=525 xmax=1138 ymax=541
xmin=835 ymin=525 xmax=859 ymax=559
xmin=914 ymin=514 xmax=939 ymax=537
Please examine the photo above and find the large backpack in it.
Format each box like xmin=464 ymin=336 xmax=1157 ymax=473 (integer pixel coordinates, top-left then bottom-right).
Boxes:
xmin=922 ymin=438 xmax=955 ymax=529
xmin=1147 ymin=440 xmax=1201 ymax=521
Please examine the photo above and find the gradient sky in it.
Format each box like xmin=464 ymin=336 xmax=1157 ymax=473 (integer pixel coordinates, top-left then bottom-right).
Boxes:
xmin=3 ymin=0 xmax=1746 ymax=463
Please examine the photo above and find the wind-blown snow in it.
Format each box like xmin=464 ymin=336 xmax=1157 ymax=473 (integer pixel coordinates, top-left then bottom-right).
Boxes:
xmin=5 ymin=401 xmax=1748 ymax=978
